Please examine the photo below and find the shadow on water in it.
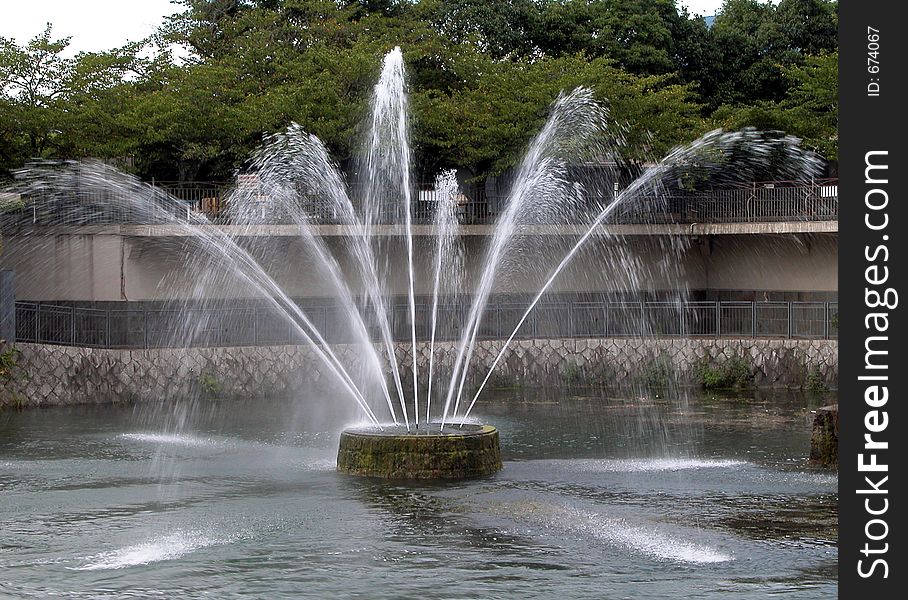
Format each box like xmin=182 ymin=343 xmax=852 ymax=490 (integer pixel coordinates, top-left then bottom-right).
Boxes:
xmin=716 ymin=496 xmax=838 ymax=545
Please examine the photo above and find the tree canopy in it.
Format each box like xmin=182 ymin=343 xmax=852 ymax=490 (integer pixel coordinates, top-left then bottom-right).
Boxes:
xmin=0 ymin=0 xmax=838 ymax=182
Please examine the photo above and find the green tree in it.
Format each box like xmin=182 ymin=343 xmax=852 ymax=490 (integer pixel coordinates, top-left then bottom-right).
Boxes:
xmin=559 ymin=0 xmax=682 ymax=75
xmin=54 ymin=45 xmax=148 ymax=161
xmin=774 ymin=0 xmax=838 ymax=56
xmin=417 ymin=0 xmax=539 ymax=59
xmin=0 ymin=1 xmax=838 ymax=183
xmin=713 ymin=52 xmax=837 ymax=163
xmin=413 ymin=54 xmax=705 ymax=177
xmin=704 ymin=0 xmax=836 ymax=110
xmin=0 ymin=25 xmax=144 ymax=175
xmin=708 ymin=0 xmax=787 ymax=107
xmin=0 ymin=25 xmax=73 ymax=165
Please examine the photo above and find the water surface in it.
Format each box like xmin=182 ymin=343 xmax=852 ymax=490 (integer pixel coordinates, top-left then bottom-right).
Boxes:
xmin=0 ymin=390 xmax=837 ymax=598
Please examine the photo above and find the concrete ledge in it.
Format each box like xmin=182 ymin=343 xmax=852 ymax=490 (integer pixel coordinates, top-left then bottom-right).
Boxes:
xmin=4 ymin=220 xmax=838 ymax=238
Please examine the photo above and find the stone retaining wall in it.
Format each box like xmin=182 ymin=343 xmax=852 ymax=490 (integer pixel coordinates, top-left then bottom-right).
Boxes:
xmin=1 ymin=338 xmax=837 ymax=408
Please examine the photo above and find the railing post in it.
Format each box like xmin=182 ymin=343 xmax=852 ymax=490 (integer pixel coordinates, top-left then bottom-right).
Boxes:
xmin=715 ymin=301 xmax=721 ymax=338
xmin=824 ymin=301 xmax=830 ymax=340
xmin=751 ymin=301 xmax=757 ymax=338
xmin=144 ymin=310 xmax=148 ymax=349
xmin=495 ymin=302 xmax=501 ymax=339
xmin=803 ymin=182 xmax=808 ymax=218
xmin=678 ymin=300 xmax=684 ymax=337
xmin=750 ymin=182 xmax=756 ymax=222
xmin=602 ymin=301 xmax=608 ymax=337
xmin=70 ymin=306 xmax=75 ymax=346
xmin=569 ymin=300 xmax=575 ymax=338
xmin=787 ymin=301 xmax=792 ymax=339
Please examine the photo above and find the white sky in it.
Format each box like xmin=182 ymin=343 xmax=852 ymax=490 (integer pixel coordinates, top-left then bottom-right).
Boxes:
xmin=0 ymin=0 xmax=727 ymax=54
xmin=0 ymin=0 xmax=182 ymax=54
xmin=680 ymin=0 xmax=727 ymax=16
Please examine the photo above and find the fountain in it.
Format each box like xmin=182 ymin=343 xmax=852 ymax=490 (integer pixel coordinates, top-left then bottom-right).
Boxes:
xmin=6 ymin=47 xmax=823 ymax=481
xmin=0 ymin=29 xmax=844 ymax=595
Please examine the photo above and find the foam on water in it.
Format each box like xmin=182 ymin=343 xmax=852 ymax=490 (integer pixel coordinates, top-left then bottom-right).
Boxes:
xmin=304 ymin=458 xmax=339 ymax=472
xmin=120 ymin=432 xmax=223 ymax=448
xmin=566 ymin=458 xmax=747 ymax=473
xmin=749 ymin=468 xmax=838 ymax=486
xmin=511 ymin=502 xmax=732 ymax=565
xmin=580 ymin=512 xmax=733 ymax=564
xmin=72 ymin=531 xmax=223 ymax=570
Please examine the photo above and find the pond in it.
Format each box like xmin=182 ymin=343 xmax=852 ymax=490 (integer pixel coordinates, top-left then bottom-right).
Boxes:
xmin=0 ymin=389 xmax=837 ymax=598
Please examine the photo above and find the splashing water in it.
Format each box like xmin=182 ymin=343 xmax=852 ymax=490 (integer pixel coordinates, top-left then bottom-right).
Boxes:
xmin=73 ymin=530 xmax=227 ymax=570
xmin=458 ymin=128 xmax=824 ymax=423
xmin=235 ymin=125 xmax=399 ymax=424
xmin=4 ymin=48 xmax=824 ymax=431
xmin=440 ymin=87 xmax=621 ymax=427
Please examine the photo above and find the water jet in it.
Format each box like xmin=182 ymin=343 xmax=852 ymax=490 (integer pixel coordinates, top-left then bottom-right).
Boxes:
xmin=6 ymin=47 xmax=823 ymax=484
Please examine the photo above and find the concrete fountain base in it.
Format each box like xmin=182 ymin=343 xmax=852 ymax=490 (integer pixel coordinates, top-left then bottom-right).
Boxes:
xmin=337 ymin=423 xmax=502 ymax=479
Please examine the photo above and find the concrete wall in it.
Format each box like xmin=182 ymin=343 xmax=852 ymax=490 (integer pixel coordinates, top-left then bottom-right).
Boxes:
xmin=703 ymin=234 xmax=837 ymax=293
xmin=2 ymin=338 xmax=838 ymax=408
xmin=1 ymin=233 xmax=123 ymax=301
xmin=2 ymin=230 xmax=837 ymax=301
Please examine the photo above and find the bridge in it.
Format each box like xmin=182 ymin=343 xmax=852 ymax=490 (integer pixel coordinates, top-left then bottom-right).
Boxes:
xmin=0 ymin=179 xmax=837 ymax=305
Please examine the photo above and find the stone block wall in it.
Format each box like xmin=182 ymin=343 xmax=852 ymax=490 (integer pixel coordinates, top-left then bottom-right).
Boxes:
xmin=0 ymin=270 xmax=14 ymax=343
xmin=1 ymin=338 xmax=837 ymax=408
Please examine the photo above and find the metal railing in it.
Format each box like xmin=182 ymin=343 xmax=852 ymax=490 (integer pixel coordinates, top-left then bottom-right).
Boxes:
xmin=632 ymin=180 xmax=839 ymax=223
xmin=1 ymin=179 xmax=838 ymax=227
xmin=14 ymin=300 xmax=838 ymax=349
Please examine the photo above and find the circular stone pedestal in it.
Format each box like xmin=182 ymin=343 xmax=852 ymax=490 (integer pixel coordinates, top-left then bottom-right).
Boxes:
xmin=337 ymin=423 xmax=502 ymax=479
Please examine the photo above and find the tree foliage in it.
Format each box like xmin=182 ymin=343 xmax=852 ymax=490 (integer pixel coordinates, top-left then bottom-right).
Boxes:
xmin=705 ymin=0 xmax=837 ymax=109
xmin=0 ymin=1 xmax=838 ymax=182
xmin=713 ymin=51 xmax=837 ymax=161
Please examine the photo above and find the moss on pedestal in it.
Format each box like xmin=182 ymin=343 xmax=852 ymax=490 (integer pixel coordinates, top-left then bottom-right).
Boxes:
xmin=337 ymin=424 xmax=502 ymax=479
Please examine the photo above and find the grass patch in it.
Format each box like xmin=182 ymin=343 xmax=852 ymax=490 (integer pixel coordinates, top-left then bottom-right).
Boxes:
xmin=562 ymin=362 xmax=585 ymax=386
xmin=198 ymin=370 xmax=222 ymax=397
xmin=698 ymin=355 xmax=753 ymax=391
xmin=0 ymin=344 xmax=26 ymax=409
xmin=805 ymin=368 xmax=829 ymax=395
xmin=642 ymin=354 xmax=674 ymax=390
xmin=484 ymin=369 xmax=520 ymax=390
